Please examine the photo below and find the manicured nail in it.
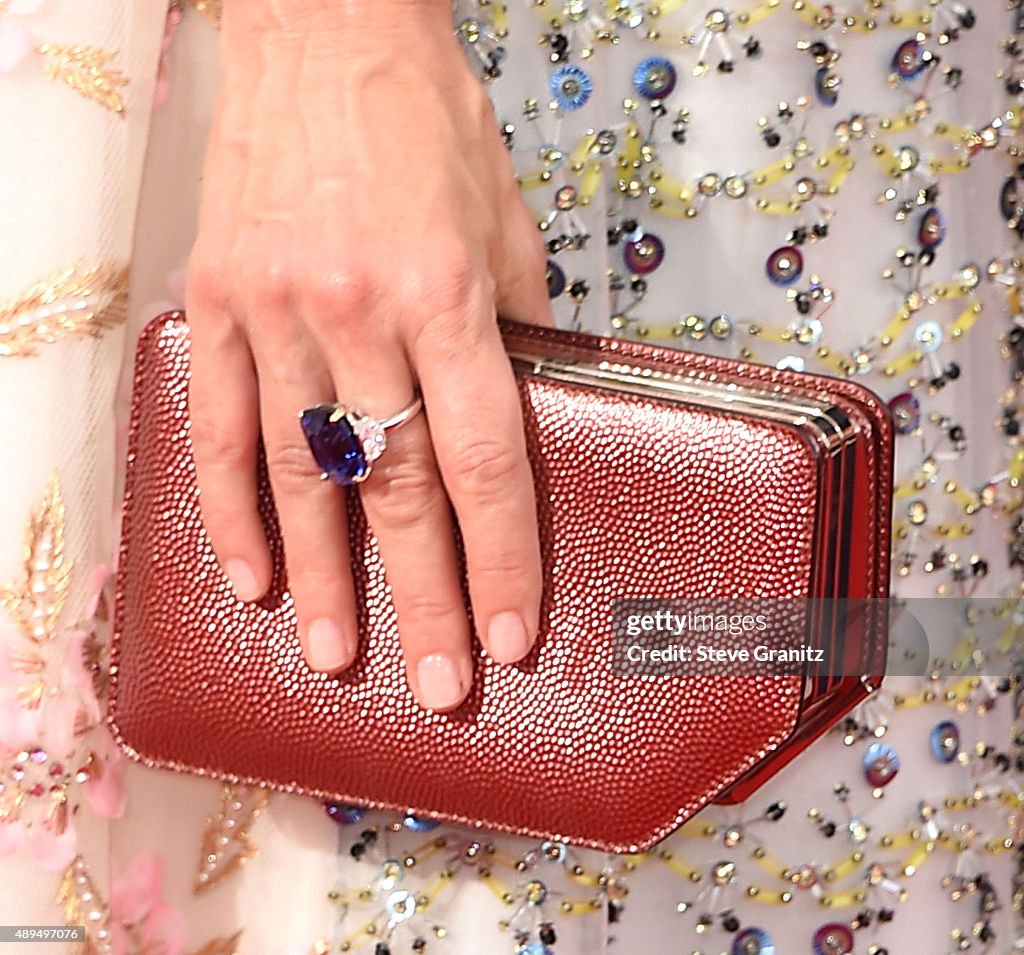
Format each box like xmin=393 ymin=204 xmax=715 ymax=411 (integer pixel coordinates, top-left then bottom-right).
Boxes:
xmin=306 ymin=617 xmax=352 ymax=672
xmin=225 ymin=558 xmax=261 ymax=602
xmin=487 ymin=610 xmax=530 ymax=663
xmin=415 ymin=653 xmax=464 ymax=711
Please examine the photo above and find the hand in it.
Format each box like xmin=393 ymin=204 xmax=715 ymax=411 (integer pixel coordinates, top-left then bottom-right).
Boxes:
xmin=186 ymin=0 xmax=552 ymax=711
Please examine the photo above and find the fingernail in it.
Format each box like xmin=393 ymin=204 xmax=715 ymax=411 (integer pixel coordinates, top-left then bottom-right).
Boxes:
xmin=416 ymin=653 xmax=464 ymax=711
xmin=487 ymin=611 xmax=530 ymax=663
xmin=225 ymin=558 xmax=261 ymax=602
xmin=306 ymin=617 xmax=352 ymax=672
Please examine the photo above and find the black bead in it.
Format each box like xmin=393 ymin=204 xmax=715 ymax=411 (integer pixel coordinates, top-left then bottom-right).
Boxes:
xmin=945 ymin=361 xmax=961 ymax=380
xmin=671 ymin=126 xmax=688 ymax=144
xmin=744 ymin=37 xmax=761 ymax=58
xmin=350 ymin=842 xmax=366 ymax=859
xmin=361 ymin=828 xmax=378 ymax=844
xmin=958 ymin=9 xmax=976 ymax=29
xmin=821 ymin=820 xmax=837 ymax=837
xmin=622 ymin=219 xmax=638 ymax=233
xmin=878 ymin=908 xmax=895 ymax=923
xmin=763 ymin=129 xmax=781 ymax=148
xmin=949 ymin=425 xmax=965 ymax=442
xmin=722 ymin=914 xmax=741 ymax=932
xmin=718 ymin=59 xmax=735 ymax=73
xmin=766 ymin=801 xmax=787 ymax=821
xmin=374 ymin=942 xmax=391 ymax=955
xmin=608 ymin=900 xmax=624 ymax=924
xmin=540 ymin=923 xmax=557 ymax=944
xmin=412 ymin=940 xmax=426 ymax=952
xmin=810 ymin=41 xmax=829 ymax=58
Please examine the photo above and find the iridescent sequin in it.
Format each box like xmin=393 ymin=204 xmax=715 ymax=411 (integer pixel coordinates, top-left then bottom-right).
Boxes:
xmin=549 ymin=64 xmax=593 ymax=110
xmin=892 ymin=38 xmax=928 ymax=79
xmin=732 ymin=927 xmax=775 ymax=955
xmin=765 ymin=246 xmax=804 ymax=286
xmin=918 ymin=207 xmax=947 ymax=249
xmin=863 ymin=741 xmax=900 ymax=787
xmin=624 ymin=232 xmax=666 ymax=274
xmin=930 ymin=720 xmax=961 ymax=762
xmin=403 ymin=814 xmax=439 ymax=831
xmin=547 ymin=259 xmax=567 ymax=298
xmin=812 ymin=922 xmax=854 ymax=955
xmin=888 ymin=391 xmax=921 ymax=434
xmin=325 ymin=802 xmax=366 ymax=825
xmin=814 ymin=67 xmax=839 ymax=106
xmin=633 ymin=56 xmax=677 ymax=99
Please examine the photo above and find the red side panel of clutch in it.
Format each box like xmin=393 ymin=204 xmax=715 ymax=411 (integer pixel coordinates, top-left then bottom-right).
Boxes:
xmin=108 ymin=314 xmax=890 ymax=851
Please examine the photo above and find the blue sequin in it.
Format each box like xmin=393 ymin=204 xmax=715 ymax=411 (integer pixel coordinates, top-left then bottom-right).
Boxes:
xmin=931 ymin=720 xmax=960 ymax=762
xmin=325 ymin=802 xmax=366 ymax=825
xmin=814 ymin=66 xmax=839 ymax=106
xmin=892 ymin=38 xmax=928 ymax=79
xmin=403 ymin=814 xmax=440 ymax=831
xmin=550 ymin=65 xmax=593 ymax=110
xmin=863 ymin=741 xmax=900 ymax=788
xmin=732 ymin=927 xmax=775 ymax=955
xmin=547 ymin=259 xmax=566 ymax=298
xmin=633 ymin=56 xmax=677 ymax=99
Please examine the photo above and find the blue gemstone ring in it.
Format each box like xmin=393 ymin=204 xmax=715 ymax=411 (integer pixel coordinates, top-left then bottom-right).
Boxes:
xmin=299 ymin=394 xmax=423 ymax=487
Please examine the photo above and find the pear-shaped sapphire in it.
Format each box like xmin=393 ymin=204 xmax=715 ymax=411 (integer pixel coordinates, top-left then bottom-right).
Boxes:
xmin=299 ymin=404 xmax=368 ymax=486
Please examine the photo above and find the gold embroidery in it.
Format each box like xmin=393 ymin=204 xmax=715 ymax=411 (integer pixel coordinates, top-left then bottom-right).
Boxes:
xmin=190 ymin=0 xmax=222 ymax=27
xmin=1 ymin=474 xmax=71 ymax=643
xmin=38 ymin=44 xmax=128 ymax=115
xmin=195 ymin=784 xmax=270 ymax=893
xmin=0 ymin=262 xmax=129 ymax=358
xmin=189 ymin=931 xmax=244 ymax=955
xmin=58 ymin=856 xmax=114 ymax=955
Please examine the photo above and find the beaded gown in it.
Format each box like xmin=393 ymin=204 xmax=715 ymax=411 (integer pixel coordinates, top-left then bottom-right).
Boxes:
xmin=0 ymin=1 xmax=1022 ymax=953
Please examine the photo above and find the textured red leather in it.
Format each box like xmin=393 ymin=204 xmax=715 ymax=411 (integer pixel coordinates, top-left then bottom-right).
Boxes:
xmin=108 ymin=313 xmax=893 ymax=852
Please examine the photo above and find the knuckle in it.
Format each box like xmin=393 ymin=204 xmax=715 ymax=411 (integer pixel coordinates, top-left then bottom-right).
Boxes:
xmin=304 ymin=272 xmax=374 ymax=322
xmin=365 ymin=457 xmax=444 ymax=530
xmin=250 ymin=262 xmax=295 ymax=311
xmin=265 ymin=440 xmax=323 ymax=491
xmin=189 ymin=407 xmax=250 ymax=468
xmin=446 ymin=438 xmax=524 ymax=500
xmin=398 ymin=589 xmax=463 ymax=630
xmin=186 ymin=260 xmax=231 ymax=313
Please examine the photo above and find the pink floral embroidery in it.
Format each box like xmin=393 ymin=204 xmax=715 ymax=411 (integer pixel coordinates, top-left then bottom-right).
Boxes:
xmin=110 ymin=852 xmax=188 ymax=955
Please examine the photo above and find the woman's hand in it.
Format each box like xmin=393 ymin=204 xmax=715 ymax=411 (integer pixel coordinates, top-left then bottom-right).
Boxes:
xmin=186 ymin=0 xmax=552 ymax=711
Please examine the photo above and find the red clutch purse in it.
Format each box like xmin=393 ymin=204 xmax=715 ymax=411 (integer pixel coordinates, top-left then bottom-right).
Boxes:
xmin=108 ymin=313 xmax=893 ymax=852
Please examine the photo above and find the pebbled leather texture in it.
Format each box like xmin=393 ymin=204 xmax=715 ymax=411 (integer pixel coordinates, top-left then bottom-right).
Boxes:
xmin=108 ymin=313 xmax=893 ymax=852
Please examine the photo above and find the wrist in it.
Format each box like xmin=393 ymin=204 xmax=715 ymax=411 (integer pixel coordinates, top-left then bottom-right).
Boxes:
xmin=223 ymin=0 xmax=453 ymax=40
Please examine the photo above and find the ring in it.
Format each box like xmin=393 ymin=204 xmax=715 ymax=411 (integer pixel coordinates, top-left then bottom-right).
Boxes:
xmin=299 ymin=393 xmax=424 ymax=486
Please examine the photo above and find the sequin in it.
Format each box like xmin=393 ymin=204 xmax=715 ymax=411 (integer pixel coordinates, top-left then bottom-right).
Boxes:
xmin=633 ymin=56 xmax=677 ymax=99
xmin=546 ymin=260 xmax=566 ymax=298
xmin=325 ymin=802 xmax=366 ymax=825
xmin=888 ymin=392 xmax=920 ymax=434
xmin=863 ymin=741 xmax=900 ymax=787
xmin=540 ymin=841 xmax=566 ymax=862
xmin=555 ymin=185 xmax=578 ymax=210
xmin=814 ymin=67 xmax=839 ymax=106
xmin=403 ymin=814 xmax=439 ymax=831
xmin=931 ymin=720 xmax=961 ymax=762
xmin=918 ymin=207 xmax=946 ymax=249
xmin=914 ymin=320 xmax=943 ymax=352
xmin=712 ymin=860 xmax=736 ymax=885
xmin=624 ymin=232 xmax=665 ymax=274
xmin=710 ymin=314 xmax=734 ymax=339
xmin=765 ymin=246 xmax=803 ymax=286
xmin=526 ymin=879 xmax=548 ymax=903
xmin=732 ymin=927 xmax=775 ymax=955
xmin=385 ymin=889 xmax=417 ymax=922
xmin=892 ymin=39 xmax=928 ymax=79
xmin=1000 ymin=176 xmax=1022 ymax=221
xmin=549 ymin=65 xmax=592 ymax=110
xmin=812 ymin=923 xmax=854 ymax=955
